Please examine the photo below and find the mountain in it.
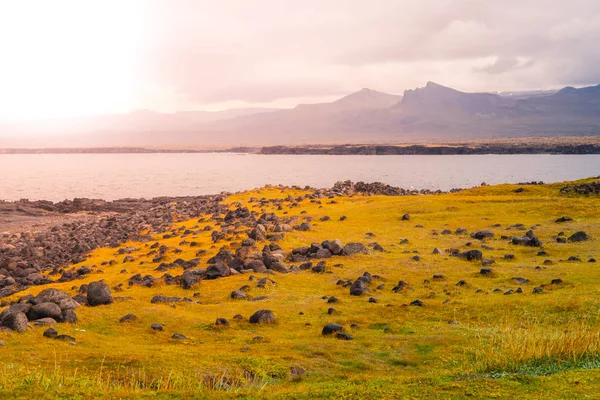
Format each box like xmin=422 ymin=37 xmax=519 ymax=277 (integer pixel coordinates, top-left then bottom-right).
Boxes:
xmin=373 ymin=82 xmax=600 ymax=140
xmin=1 ymin=83 xmax=599 ymax=147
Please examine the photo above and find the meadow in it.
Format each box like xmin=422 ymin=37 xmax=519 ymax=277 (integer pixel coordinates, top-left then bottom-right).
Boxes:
xmin=1 ymin=178 xmax=599 ymax=399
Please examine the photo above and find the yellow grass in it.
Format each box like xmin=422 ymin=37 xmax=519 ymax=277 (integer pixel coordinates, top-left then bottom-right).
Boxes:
xmin=0 ymin=177 xmax=599 ymax=398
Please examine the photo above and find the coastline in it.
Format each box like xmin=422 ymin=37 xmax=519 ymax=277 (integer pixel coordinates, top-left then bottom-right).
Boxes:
xmin=2 ymin=136 xmax=600 ymax=155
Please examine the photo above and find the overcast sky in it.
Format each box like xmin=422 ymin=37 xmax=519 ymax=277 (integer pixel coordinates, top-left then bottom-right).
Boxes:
xmin=0 ymin=0 xmax=599 ymax=119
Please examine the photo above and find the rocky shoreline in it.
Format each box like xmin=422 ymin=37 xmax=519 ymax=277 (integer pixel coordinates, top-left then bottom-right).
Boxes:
xmin=0 ymin=181 xmax=463 ymax=299
xmin=260 ymin=143 xmax=600 ymax=155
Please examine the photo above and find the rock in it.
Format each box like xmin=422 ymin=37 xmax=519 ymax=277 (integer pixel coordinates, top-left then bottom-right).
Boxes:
xmin=215 ymin=318 xmax=230 ymax=327
xmin=532 ymin=287 xmax=543 ymax=294
xmin=205 ymin=262 xmax=230 ymax=279
xmin=86 ymin=281 xmax=114 ymax=306
xmin=459 ymin=250 xmax=483 ymax=261
xmin=401 ymin=214 xmax=410 ymax=221
xmin=55 ymin=334 xmax=76 ymax=342
xmin=294 ymin=222 xmax=312 ymax=231
xmin=432 ymin=248 xmax=445 ymax=255
xmin=43 ymin=327 xmax=58 ymax=338
xmin=119 ymin=314 xmax=137 ymax=323
xmin=471 ymin=230 xmax=494 ymax=240
xmin=555 ymin=216 xmax=573 ymax=223
xmin=2 ymin=312 xmax=28 ymax=332
xmin=151 ymin=323 xmax=163 ymax=331
xmin=480 ymin=268 xmax=493 ymax=276
xmin=336 ymin=332 xmax=354 ymax=340
xmin=35 ymin=288 xmax=79 ymax=310
xmin=349 ymin=280 xmax=367 ymax=296
xmin=322 ymin=239 xmax=343 ymax=255
xmin=181 ymin=269 xmax=205 ymax=289
xmin=341 ymin=243 xmax=368 ymax=256
xmin=62 ymin=309 xmax=78 ymax=323
xmin=172 ymin=334 xmax=187 ymax=340
xmin=569 ymin=231 xmax=590 ymax=242
xmin=150 ymin=295 xmax=181 ymax=304
xmin=315 ymin=248 xmax=332 ymax=259
xmin=249 ymin=309 xmax=276 ymax=324
xmin=512 ymin=277 xmax=529 ymax=284
xmin=249 ymin=224 xmax=266 ymax=241
xmin=28 ymin=302 xmax=63 ymax=321
xmin=551 ymin=278 xmax=564 ymax=285
xmin=231 ymin=290 xmax=247 ymax=300
xmin=33 ymin=318 xmax=57 ymax=326
xmin=322 ymin=323 xmax=344 ymax=335
xmin=409 ymin=299 xmax=423 ymax=307
xmin=512 ymin=230 xmax=542 ymax=247
xmin=247 ymin=260 xmax=267 ymax=273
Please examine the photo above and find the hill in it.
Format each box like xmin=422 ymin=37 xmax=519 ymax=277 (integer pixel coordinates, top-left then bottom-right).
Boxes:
xmin=0 ymin=178 xmax=599 ymax=398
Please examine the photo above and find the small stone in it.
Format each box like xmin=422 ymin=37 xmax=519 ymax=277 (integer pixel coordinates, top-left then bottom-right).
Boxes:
xmin=151 ymin=324 xmax=163 ymax=331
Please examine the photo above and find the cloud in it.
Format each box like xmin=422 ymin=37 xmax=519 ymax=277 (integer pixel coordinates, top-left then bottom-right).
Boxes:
xmin=2 ymin=0 xmax=600 ymax=116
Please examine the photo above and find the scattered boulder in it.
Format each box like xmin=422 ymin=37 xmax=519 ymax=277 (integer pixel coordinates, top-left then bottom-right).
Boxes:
xmin=569 ymin=231 xmax=590 ymax=242
xmin=341 ymin=243 xmax=368 ymax=256
xmin=349 ymin=280 xmax=367 ymax=296
xmin=471 ymin=230 xmax=494 ymax=240
xmin=249 ymin=309 xmax=276 ymax=324
xmin=555 ymin=216 xmax=573 ymax=223
xmin=2 ymin=312 xmax=28 ymax=332
xmin=86 ymin=281 xmax=114 ymax=306
xmin=119 ymin=314 xmax=137 ymax=323
xmin=322 ymin=323 xmax=344 ymax=335
xmin=43 ymin=327 xmax=58 ymax=338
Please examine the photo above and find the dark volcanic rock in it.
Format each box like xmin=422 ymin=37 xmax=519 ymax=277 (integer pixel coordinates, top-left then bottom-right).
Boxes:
xmin=2 ymin=311 xmax=28 ymax=332
xmin=322 ymin=323 xmax=344 ymax=335
xmin=28 ymin=302 xmax=63 ymax=321
xmin=249 ymin=309 xmax=276 ymax=324
xmin=341 ymin=243 xmax=368 ymax=256
xmin=86 ymin=281 xmax=114 ymax=306
xmin=569 ymin=231 xmax=590 ymax=242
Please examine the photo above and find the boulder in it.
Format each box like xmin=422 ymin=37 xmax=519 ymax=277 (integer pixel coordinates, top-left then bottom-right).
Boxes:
xmin=459 ymin=250 xmax=483 ymax=261
xmin=322 ymin=323 xmax=344 ymax=335
xmin=205 ymin=262 xmax=230 ymax=279
xmin=322 ymin=239 xmax=343 ymax=256
xmin=2 ymin=312 xmax=28 ymax=332
xmin=249 ymin=309 xmax=276 ymax=324
xmin=349 ymin=279 xmax=367 ymax=296
xmin=470 ymin=230 xmax=494 ymax=240
xmin=341 ymin=243 xmax=368 ymax=256
xmin=86 ymin=281 xmax=114 ymax=306
xmin=569 ymin=231 xmax=590 ymax=242
xmin=28 ymin=302 xmax=63 ymax=321
xmin=180 ymin=269 xmax=205 ymax=289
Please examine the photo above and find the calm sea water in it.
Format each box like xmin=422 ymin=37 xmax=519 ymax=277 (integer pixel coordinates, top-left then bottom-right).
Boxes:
xmin=0 ymin=153 xmax=599 ymax=201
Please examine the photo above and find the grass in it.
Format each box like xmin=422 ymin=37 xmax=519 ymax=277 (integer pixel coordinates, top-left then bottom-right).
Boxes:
xmin=0 ymin=177 xmax=599 ymax=398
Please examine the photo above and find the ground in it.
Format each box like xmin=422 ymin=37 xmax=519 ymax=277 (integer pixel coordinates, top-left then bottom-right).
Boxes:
xmin=1 ymin=178 xmax=599 ymax=399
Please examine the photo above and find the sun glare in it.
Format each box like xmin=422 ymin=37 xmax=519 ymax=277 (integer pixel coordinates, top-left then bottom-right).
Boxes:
xmin=0 ymin=0 xmax=144 ymax=120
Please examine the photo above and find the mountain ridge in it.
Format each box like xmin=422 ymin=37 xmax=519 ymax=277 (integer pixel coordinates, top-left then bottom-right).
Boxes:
xmin=1 ymin=83 xmax=599 ymax=147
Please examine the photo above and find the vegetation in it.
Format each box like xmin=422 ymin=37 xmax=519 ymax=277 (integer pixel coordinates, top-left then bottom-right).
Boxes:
xmin=1 ymin=178 xmax=599 ymax=399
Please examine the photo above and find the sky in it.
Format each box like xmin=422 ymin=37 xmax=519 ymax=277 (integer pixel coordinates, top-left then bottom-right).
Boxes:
xmin=0 ymin=0 xmax=599 ymax=120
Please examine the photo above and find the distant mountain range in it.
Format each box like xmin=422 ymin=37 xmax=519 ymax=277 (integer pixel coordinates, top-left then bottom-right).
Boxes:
xmin=1 ymin=83 xmax=599 ymax=147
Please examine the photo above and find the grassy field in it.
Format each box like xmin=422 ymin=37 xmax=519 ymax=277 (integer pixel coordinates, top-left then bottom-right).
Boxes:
xmin=1 ymin=178 xmax=599 ymax=399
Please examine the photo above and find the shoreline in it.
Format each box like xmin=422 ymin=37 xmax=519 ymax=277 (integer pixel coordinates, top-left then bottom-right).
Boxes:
xmin=2 ymin=137 xmax=600 ymax=155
